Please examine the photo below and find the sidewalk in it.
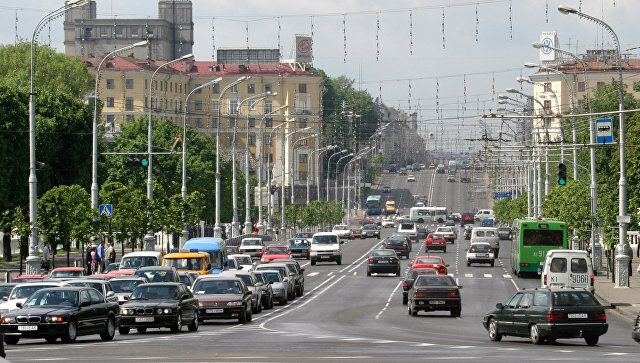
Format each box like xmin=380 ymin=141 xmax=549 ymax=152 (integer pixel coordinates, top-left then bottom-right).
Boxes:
xmin=594 ymin=258 xmax=640 ymax=323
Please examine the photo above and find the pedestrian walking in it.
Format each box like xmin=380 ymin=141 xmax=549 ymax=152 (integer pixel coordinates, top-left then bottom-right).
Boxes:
xmin=106 ymin=242 xmax=116 ymax=265
xmin=85 ymin=247 xmax=92 ymax=275
xmin=41 ymin=243 xmax=51 ymax=272
xmin=89 ymin=246 xmax=101 ymax=275
xmin=97 ymin=240 xmax=106 ymax=273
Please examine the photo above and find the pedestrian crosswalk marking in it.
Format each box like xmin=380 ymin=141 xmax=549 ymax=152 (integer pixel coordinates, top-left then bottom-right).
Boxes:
xmin=503 ymin=274 xmax=512 ymax=279
xmin=465 ymin=273 xmax=473 ymax=277
xmin=307 ymin=272 xmax=319 ymax=276
xmin=483 ymin=274 xmax=492 ymax=278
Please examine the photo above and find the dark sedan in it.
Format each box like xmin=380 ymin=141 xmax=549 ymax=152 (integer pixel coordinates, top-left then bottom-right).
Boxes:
xmin=119 ymin=283 xmax=199 ymax=334
xmin=482 ymin=288 xmax=608 ymax=345
xmin=407 ymin=275 xmax=462 ymax=317
xmin=134 ymin=266 xmax=181 ymax=283
xmin=497 ymin=227 xmax=513 ymax=240
xmin=0 ymin=287 xmax=119 ymax=344
xmin=633 ymin=314 xmax=640 ymax=342
xmin=191 ymin=277 xmax=254 ymax=323
xmin=383 ymin=236 xmax=411 ymax=259
xmin=366 ymin=249 xmax=400 ymax=276
xmin=401 ymin=268 xmax=438 ymax=305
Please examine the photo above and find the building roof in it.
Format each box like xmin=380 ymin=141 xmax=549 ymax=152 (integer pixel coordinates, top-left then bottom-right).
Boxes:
xmin=536 ymin=58 xmax=640 ymax=75
xmin=82 ymin=56 xmax=321 ymax=78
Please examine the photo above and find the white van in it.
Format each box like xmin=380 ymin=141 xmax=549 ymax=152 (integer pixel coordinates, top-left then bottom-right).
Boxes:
xmin=310 ymin=232 xmax=342 ymax=266
xmin=541 ymin=250 xmax=594 ymax=292
xmin=474 ymin=209 xmax=495 ymax=221
xmin=120 ymin=251 xmax=163 ymax=270
xmin=470 ymin=227 xmax=500 ymax=255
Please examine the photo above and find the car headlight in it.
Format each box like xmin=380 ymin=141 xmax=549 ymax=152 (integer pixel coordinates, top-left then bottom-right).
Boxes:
xmin=121 ymin=308 xmax=133 ymax=315
xmin=227 ymin=301 xmax=243 ymax=306
xmin=1 ymin=317 xmax=15 ymax=324
xmin=45 ymin=316 xmax=64 ymax=323
xmin=156 ymin=308 xmax=163 ymax=315
xmin=163 ymin=308 xmax=171 ymax=314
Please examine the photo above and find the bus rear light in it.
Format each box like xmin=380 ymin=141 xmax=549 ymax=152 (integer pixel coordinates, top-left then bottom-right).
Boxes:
xmin=520 ymin=263 xmax=529 ymax=267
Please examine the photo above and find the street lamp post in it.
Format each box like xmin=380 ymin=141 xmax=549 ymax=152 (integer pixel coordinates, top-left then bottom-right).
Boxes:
xmin=281 ymin=127 xmax=311 ymax=239
xmin=145 ymin=53 xmax=193 ymax=251
xmin=308 ymin=145 xmax=336 ymax=205
xmin=26 ymin=0 xmax=88 ymax=274
xmin=326 ymin=150 xmax=348 ymax=201
xmin=558 ymin=4 xmax=629 ymax=287
xmin=214 ymin=77 xmax=248 ymax=238
xmin=335 ymin=154 xmax=354 ymax=202
xmin=265 ymin=120 xmax=289 ymax=235
xmin=291 ymin=133 xmax=318 ymax=206
xmin=180 ymin=78 xmax=222 ymax=248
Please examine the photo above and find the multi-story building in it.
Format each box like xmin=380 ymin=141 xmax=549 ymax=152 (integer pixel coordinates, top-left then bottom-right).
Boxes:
xmin=84 ymin=56 xmax=322 ymax=204
xmin=64 ymin=0 xmax=193 ymax=60
xmin=529 ymin=50 xmax=640 ymax=143
xmin=377 ymin=101 xmax=427 ymax=168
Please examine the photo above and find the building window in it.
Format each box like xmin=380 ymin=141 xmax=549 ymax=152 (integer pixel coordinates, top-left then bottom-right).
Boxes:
xmin=543 ymin=100 xmax=552 ymax=111
xmin=130 ymin=27 xmax=139 ymax=37
xmin=106 ymin=114 xmax=115 ymax=124
xmin=115 ymin=26 xmax=124 ymax=36
xmin=577 ymin=81 xmax=586 ymax=92
xmin=298 ymin=154 xmax=308 ymax=164
xmin=248 ymin=117 xmax=256 ymax=128
xmin=265 ymin=136 xmax=272 ymax=145
xmin=577 ymin=99 xmax=585 ymax=110
xmin=211 ymin=100 xmax=219 ymax=112
xmin=299 ymin=83 xmax=307 ymax=93
xmin=248 ymin=135 xmax=256 ymax=145
xmin=106 ymin=97 xmax=114 ymax=107
xmin=194 ymin=84 xmax=202 ymax=94
xmin=264 ymin=118 xmax=273 ymax=128
xmin=298 ymin=138 xmax=308 ymax=146
xmin=298 ymin=171 xmax=308 ymax=181
xmin=212 ymin=83 xmax=220 ymax=93
xmin=84 ymin=27 xmax=92 ymax=39
xmin=543 ymin=82 xmax=552 ymax=92
xmin=228 ymin=98 xmax=239 ymax=115
xmin=265 ymin=154 xmax=273 ymax=163
xmin=194 ymin=100 xmax=203 ymax=111
xmin=264 ymin=84 xmax=272 ymax=93
xmin=144 ymin=97 xmax=148 ymax=108
xmin=144 ymin=79 xmax=148 ymax=90
xmin=247 ymin=84 xmax=255 ymax=94
xmin=299 ymin=119 xmax=307 ymax=128
xmin=125 ymin=79 xmax=134 ymax=90
xmin=212 ymin=116 xmax=219 ymax=127
xmin=100 ymin=27 xmax=109 ymax=37
xmin=264 ymin=100 xmax=273 ymax=114
xmin=229 ymin=118 xmax=236 ymax=128
xmin=195 ymin=118 xmax=203 ymax=128
xmin=597 ymin=81 xmax=605 ymax=89
xmin=230 ymin=84 xmax=238 ymax=93
xmin=170 ymin=82 xmax=173 ymax=92
xmin=106 ymin=79 xmax=115 ymax=89
xmin=125 ymin=97 xmax=134 ymax=111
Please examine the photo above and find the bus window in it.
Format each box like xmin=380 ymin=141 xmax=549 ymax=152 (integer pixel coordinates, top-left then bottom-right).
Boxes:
xmin=523 ymin=230 xmax=564 ymax=246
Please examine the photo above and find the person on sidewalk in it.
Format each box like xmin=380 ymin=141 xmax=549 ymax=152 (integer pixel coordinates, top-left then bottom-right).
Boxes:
xmin=623 ymin=242 xmax=633 ymax=280
xmin=105 ymin=242 xmax=115 ymax=265
xmin=41 ymin=243 xmax=51 ymax=272
xmin=96 ymin=240 xmax=106 ymax=273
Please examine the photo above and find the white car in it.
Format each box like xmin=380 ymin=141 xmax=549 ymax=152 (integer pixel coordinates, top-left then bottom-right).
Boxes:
xmin=397 ymin=222 xmax=418 ymax=240
xmin=435 ymin=226 xmax=457 ymax=243
xmin=228 ymin=254 xmax=255 ymax=271
xmin=0 ymin=282 xmax=68 ymax=315
xmin=310 ymin=232 xmax=343 ymax=265
xmin=381 ymin=218 xmax=395 ymax=228
xmin=407 ymin=175 xmax=416 ymax=182
xmin=239 ymin=237 xmax=265 ymax=259
xmin=332 ymin=224 xmax=352 ymax=240
xmin=466 ymin=242 xmax=495 ymax=267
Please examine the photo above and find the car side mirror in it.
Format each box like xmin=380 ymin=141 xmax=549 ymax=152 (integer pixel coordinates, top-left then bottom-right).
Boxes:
xmin=106 ymin=291 xmax=115 ymax=297
xmin=237 ymin=266 xmax=244 ymax=270
xmin=268 ymin=281 xmax=273 ymax=285
xmin=458 ymin=285 xmax=463 ymax=289
xmin=299 ymin=268 xmax=305 ymax=273
xmin=123 ymin=295 xmax=130 ymax=301
xmin=15 ymin=302 xmax=22 ymax=308
xmin=2 ymin=297 xmax=7 ymax=301
xmin=496 ymin=303 xmax=504 ymax=310
xmin=445 ymin=264 xmax=450 ymax=267
xmin=340 ymin=241 xmax=344 ymax=244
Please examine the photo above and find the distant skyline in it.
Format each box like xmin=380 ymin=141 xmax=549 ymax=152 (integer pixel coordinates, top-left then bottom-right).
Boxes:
xmin=1 ymin=0 xmax=638 ymax=152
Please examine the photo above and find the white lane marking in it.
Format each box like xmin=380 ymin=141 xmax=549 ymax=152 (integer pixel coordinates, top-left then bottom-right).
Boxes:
xmin=483 ymin=274 xmax=492 ymax=278
xmin=375 ymin=281 xmax=403 ymax=320
xmin=465 ymin=273 xmax=473 ymax=278
xmin=328 ymin=272 xmax=334 ymax=276
xmin=371 ymin=340 xmax=399 ymax=344
xmin=451 ymin=346 xmax=475 ymax=349
xmin=353 ymin=271 xmax=357 ymax=276
xmin=604 ymin=353 xmax=628 ymax=356
xmin=510 ymin=277 xmax=520 ymax=291
xmin=503 ymin=274 xmax=512 ymax=279
xmin=413 ymin=343 xmax=436 ymax=347
xmin=307 ymin=272 xmax=319 ymax=277
xmin=300 ymin=261 xmax=311 ymax=268
xmin=341 ymin=337 xmax=366 ymax=341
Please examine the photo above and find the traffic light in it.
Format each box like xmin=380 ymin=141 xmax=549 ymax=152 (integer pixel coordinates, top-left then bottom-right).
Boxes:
xmin=558 ymin=163 xmax=567 ymax=186
xmin=125 ymin=158 xmax=142 ymax=167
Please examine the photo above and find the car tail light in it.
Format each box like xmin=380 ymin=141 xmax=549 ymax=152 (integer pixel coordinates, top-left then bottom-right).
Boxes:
xmin=543 ymin=274 xmax=547 ymax=286
xmin=590 ymin=274 xmax=595 ymax=287
xmin=593 ymin=311 xmax=606 ymax=321
xmin=437 ymin=266 xmax=446 ymax=274
xmin=447 ymin=291 xmax=459 ymax=297
xmin=415 ymin=291 xmax=428 ymax=298
xmin=546 ymin=311 xmax=564 ymax=321
xmin=402 ymin=281 xmax=408 ymax=288
xmin=369 ymin=258 xmax=374 ymax=264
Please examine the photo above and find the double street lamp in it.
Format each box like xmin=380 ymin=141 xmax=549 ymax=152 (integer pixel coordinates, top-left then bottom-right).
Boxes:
xmin=291 ymin=133 xmax=319 ymax=206
xmin=335 ymin=153 xmax=354 ymax=202
xmin=326 ymin=150 xmax=348 ymax=201
xmin=308 ymin=145 xmax=337 ymax=205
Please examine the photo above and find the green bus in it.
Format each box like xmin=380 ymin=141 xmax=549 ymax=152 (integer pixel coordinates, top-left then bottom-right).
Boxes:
xmin=511 ymin=219 xmax=569 ymax=276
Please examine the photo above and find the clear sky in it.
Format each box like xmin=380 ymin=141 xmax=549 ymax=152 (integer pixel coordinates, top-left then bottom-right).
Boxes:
xmin=1 ymin=0 xmax=638 ymax=152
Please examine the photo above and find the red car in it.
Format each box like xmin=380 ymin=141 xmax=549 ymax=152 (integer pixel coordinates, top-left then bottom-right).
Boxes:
xmin=424 ymin=233 xmax=447 ymax=253
xmin=350 ymin=228 xmax=364 ymax=239
xmin=49 ymin=267 xmax=86 ymax=279
xmin=260 ymin=245 xmax=291 ymax=263
xmin=411 ymin=256 xmax=448 ymax=275
xmin=460 ymin=212 xmax=475 ymax=226
xmin=12 ymin=274 xmax=47 ymax=283
xmin=361 ymin=219 xmax=382 ymax=227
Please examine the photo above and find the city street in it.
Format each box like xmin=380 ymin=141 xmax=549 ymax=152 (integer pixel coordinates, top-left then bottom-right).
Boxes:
xmin=5 ymin=170 xmax=638 ymax=362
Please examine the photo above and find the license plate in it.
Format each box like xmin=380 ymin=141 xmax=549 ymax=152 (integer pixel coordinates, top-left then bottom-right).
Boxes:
xmin=206 ymin=309 xmax=224 ymax=314
xmin=567 ymin=313 xmax=588 ymax=319
xmin=478 ymin=254 xmax=489 ymax=258
xmin=17 ymin=325 xmax=38 ymax=331
xmin=378 ymin=260 xmax=388 ymax=264
xmin=135 ymin=317 xmax=154 ymax=323
xmin=429 ymin=301 xmax=445 ymax=305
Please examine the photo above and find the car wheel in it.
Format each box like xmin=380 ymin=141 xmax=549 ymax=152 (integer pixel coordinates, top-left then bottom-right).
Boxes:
xmin=170 ymin=312 xmax=183 ymax=333
xmin=239 ymin=307 xmax=248 ymax=323
xmin=411 ymin=304 xmax=418 ymax=316
xmin=188 ymin=311 xmax=199 ymax=332
xmin=310 ymin=260 xmax=316 ymax=266
xmin=4 ymin=335 xmax=19 ymax=345
xmin=488 ymin=318 xmax=502 ymax=341
xmin=136 ymin=327 xmax=147 ymax=334
xmin=306 ymin=254 xmax=310 ymax=260
xmin=336 ymin=257 xmax=342 ymax=265
xmin=396 ymin=268 xmax=401 ymax=277
xmin=61 ymin=320 xmax=78 ymax=343
xmin=402 ymin=294 xmax=408 ymax=305
xmin=118 ymin=327 xmax=130 ymax=335
xmin=367 ymin=268 xmax=371 ymax=276
xmin=451 ymin=308 xmax=461 ymax=317
xmin=100 ymin=316 xmax=116 ymax=341
xmin=296 ymin=286 xmax=303 ymax=297
xmin=467 ymin=262 xmax=471 ymax=267
xmin=45 ymin=336 xmax=58 ymax=343
xmin=407 ymin=304 xmax=412 ymax=315
xmin=405 ymin=253 xmax=410 ymax=259
xmin=529 ymin=324 xmax=543 ymax=345
xmin=584 ymin=335 xmax=599 ymax=346
xmin=490 ymin=261 xmax=495 ymax=267
xmin=269 ymin=297 xmax=274 ymax=309
xmin=545 ymin=337 xmax=556 ymax=344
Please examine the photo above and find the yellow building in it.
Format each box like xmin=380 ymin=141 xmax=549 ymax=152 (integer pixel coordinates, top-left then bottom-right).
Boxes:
xmin=84 ymin=56 xmax=323 ymax=200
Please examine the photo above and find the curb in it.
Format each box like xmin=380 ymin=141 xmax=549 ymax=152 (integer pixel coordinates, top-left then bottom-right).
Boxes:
xmin=594 ymin=290 xmax=638 ymax=324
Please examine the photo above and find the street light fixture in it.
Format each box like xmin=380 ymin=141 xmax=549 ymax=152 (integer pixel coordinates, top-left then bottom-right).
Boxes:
xmin=326 ymin=150 xmax=348 ymax=201
xmin=280 ymin=127 xmax=311 ymax=239
xmin=26 ymin=0 xmax=89 ymax=274
xmin=291 ymin=133 xmax=318 ymax=206
xmin=335 ymin=153 xmax=354 ymax=202
xmin=308 ymin=145 xmax=337 ymax=205
xmin=558 ymin=4 xmax=629 ymax=287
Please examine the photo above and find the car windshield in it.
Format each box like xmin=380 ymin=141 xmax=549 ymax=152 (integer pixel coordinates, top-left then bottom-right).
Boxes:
xmin=120 ymin=256 xmax=158 ymax=269
xmin=131 ymin=285 xmax=179 ymax=300
xmin=372 ymin=250 xmax=396 ymax=257
xmin=260 ymin=272 xmax=282 ymax=283
xmin=10 ymin=285 xmax=57 ymax=300
xmin=388 ymin=239 xmax=405 ymax=245
xmin=68 ymin=281 xmax=104 ymax=293
xmin=400 ymin=223 xmax=415 ymax=230
xmin=363 ymin=225 xmax=377 ymax=230
xmin=23 ymin=290 xmax=78 ymax=308
xmin=164 ymin=258 xmax=204 ymax=271
xmin=179 ymin=275 xmax=193 ymax=285
xmin=234 ymin=256 xmax=253 ymax=265
xmin=408 ymin=269 xmax=438 ymax=278
xmin=470 ymin=244 xmax=492 ymax=252
xmin=253 ymin=273 xmax=265 ymax=284
xmin=415 ymin=258 xmax=442 ymax=265
xmin=50 ymin=270 xmax=82 ymax=278
xmin=437 ymin=227 xmax=452 ymax=233
xmin=333 ymin=225 xmax=347 ymax=231
xmin=242 ymin=239 xmax=262 ymax=246
xmin=134 ymin=270 xmax=176 ymax=283
xmin=265 ymin=246 xmax=288 ymax=254
xmin=0 ymin=285 xmax=14 ymax=299
xmin=110 ymin=280 xmax=143 ymax=293
xmin=415 ymin=275 xmax=456 ymax=287
xmin=258 ymin=266 xmax=287 ymax=277
xmin=295 ymin=233 xmax=313 ymax=238
xmin=313 ymin=235 xmax=338 ymax=244
xmin=290 ymin=239 xmax=308 ymax=246
xmin=552 ymin=291 xmax=600 ymax=307
xmin=193 ymin=280 xmax=243 ymax=295
xmin=236 ymin=275 xmax=254 ymax=287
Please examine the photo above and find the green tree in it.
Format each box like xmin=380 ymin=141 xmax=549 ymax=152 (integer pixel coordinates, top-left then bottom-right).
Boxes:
xmin=541 ymin=180 xmax=593 ymax=240
xmin=99 ymin=181 xmax=148 ymax=254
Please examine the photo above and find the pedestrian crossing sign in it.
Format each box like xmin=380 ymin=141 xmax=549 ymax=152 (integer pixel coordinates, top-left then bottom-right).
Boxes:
xmin=99 ymin=204 xmax=113 ymax=219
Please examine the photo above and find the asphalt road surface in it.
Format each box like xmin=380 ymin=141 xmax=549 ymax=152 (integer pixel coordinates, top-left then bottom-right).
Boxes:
xmin=5 ymin=169 xmax=639 ymax=362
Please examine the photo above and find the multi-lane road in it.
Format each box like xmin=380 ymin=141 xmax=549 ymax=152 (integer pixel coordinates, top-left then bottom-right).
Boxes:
xmin=5 ymin=169 xmax=639 ymax=362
